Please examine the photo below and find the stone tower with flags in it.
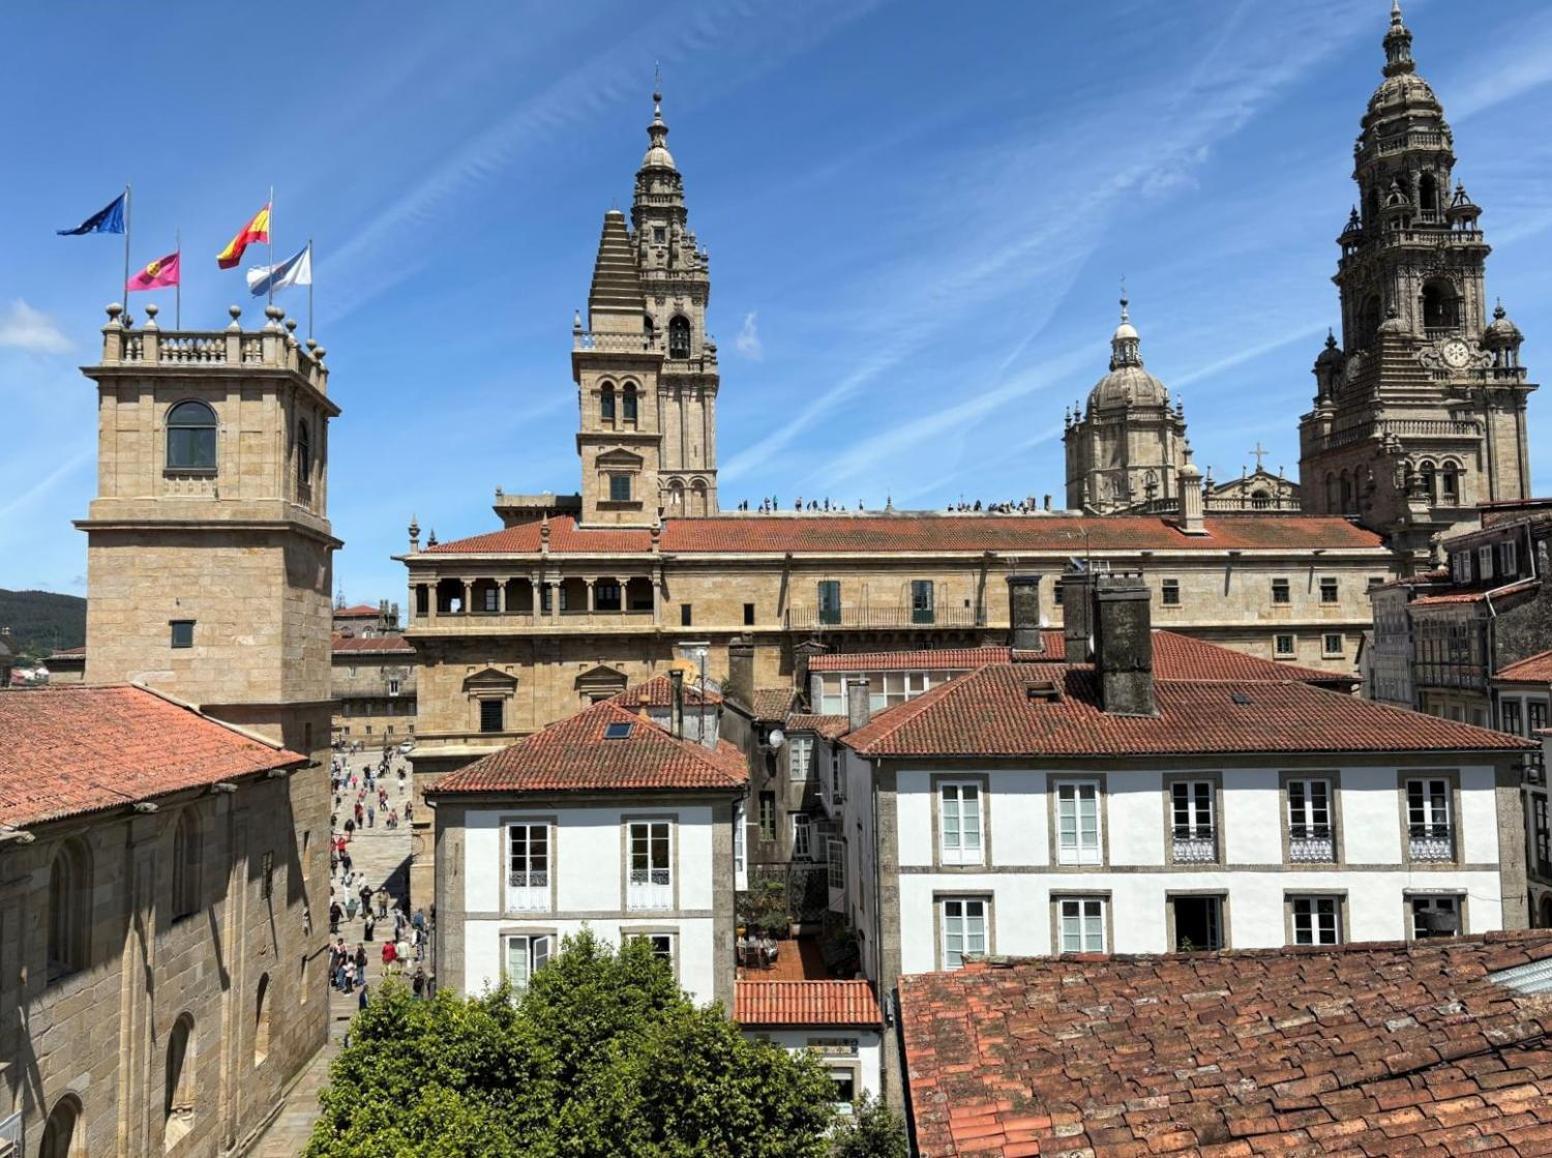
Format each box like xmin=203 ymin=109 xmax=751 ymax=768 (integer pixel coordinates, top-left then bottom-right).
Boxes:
xmin=571 ymin=84 xmax=720 ymax=526
xmin=1298 ymin=2 xmax=1536 ymax=567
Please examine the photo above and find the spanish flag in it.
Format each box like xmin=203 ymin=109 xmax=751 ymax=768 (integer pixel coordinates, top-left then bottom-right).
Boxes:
xmin=217 ymin=203 xmax=270 ymax=269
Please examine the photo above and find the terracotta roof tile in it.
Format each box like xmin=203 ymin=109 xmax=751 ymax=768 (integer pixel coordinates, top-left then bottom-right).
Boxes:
xmin=331 ymin=633 xmax=416 ymax=655
xmin=1411 ymin=577 xmax=1538 ymax=606
xmin=423 ymin=514 xmax=1386 ymax=557
xmin=808 ymin=631 xmax=1353 ymax=687
xmin=428 ymin=699 xmax=747 ymax=795
xmin=1496 ymin=648 xmax=1552 ymax=684
xmin=900 ymin=934 xmax=1552 ymax=1158
xmin=0 ymin=686 xmax=304 ymax=828
xmin=610 ymin=673 xmax=722 ymax=708
xmin=842 ymin=664 xmax=1532 ymax=758
xmin=749 ymin=687 xmax=797 ymax=721
xmin=334 ymin=603 xmax=382 ymax=617
xmin=735 ymin=980 xmax=882 ymax=1027
xmin=785 ymin=714 xmax=851 ymax=740
xmin=47 ymin=645 xmax=85 ymax=658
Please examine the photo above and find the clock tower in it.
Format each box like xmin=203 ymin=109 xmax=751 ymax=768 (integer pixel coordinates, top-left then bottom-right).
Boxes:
xmin=1298 ymin=2 xmax=1536 ymax=567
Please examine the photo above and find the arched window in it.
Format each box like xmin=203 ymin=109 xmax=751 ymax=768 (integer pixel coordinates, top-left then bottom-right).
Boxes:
xmin=1419 ymin=461 xmax=1437 ymax=503
xmin=1419 ymin=172 xmax=1439 ymax=213
xmin=1421 ymin=280 xmax=1459 ymax=332
xmin=1365 ymin=187 xmax=1380 ymax=225
xmin=1339 ymin=472 xmax=1353 ymax=513
xmin=254 ymin=974 xmax=271 ymax=1066
xmin=1325 ymin=474 xmax=1339 ymax=512
xmin=165 ymin=1014 xmax=195 ymax=1148
xmin=296 ymin=420 xmax=312 ymax=495
xmin=690 ymin=479 xmax=708 ymax=517
xmin=171 ymin=811 xmax=200 ymax=922
xmin=668 ymin=316 xmax=691 ymax=360
xmin=166 ymin=401 xmax=217 ymax=471
xmin=622 ymin=383 xmax=638 ymax=425
xmin=1359 ymin=295 xmax=1382 ymax=347
xmin=39 ymin=1094 xmax=84 ymax=1158
xmin=667 ymin=480 xmax=685 ymax=512
xmin=600 ymin=383 xmax=615 ymax=424
xmin=47 ymin=839 xmax=90 ymax=983
xmin=1440 ymin=463 xmax=1461 ymax=506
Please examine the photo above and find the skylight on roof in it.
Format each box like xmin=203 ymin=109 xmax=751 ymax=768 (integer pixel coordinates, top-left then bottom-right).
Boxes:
xmin=604 ymin=722 xmax=633 ymax=740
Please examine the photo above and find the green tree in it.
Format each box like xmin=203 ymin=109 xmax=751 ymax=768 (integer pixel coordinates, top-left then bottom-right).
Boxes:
xmin=306 ymin=930 xmax=838 ymax=1157
xmin=829 ymin=1093 xmax=909 ymax=1158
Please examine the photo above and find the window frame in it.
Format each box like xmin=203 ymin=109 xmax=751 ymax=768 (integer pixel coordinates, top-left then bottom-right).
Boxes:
xmin=170 ymin=620 xmax=195 ymax=649
xmin=934 ymin=776 xmax=987 ymax=867
xmin=1274 ymin=633 xmax=1296 ymax=658
xmin=1050 ymin=777 xmax=1105 ymax=866
xmin=937 ymin=894 xmax=991 ymax=969
xmin=792 ymin=814 xmax=812 ymax=860
xmin=1287 ymin=893 xmax=1345 ymax=946
xmin=910 ymin=579 xmax=935 ymax=624
xmin=827 ymin=837 xmax=845 ymax=891
xmin=1167 ymin=891 xmax=1227 ymax=952
xmin=1322 ymin=633 xmax=1345 ymax=658
xmin=1160 ymin=578 xmax=1181 ymax=606
xmin=1406 ymin=891 xmax=1466 ymax=940
xmin=504 ymin=818 xmax=554 ymax=913
xmin=789 ymin=735 xmax=814 ymax=783
xmin=165 ymin=399 xmax=219 ymax=473
xmin=1319 ymin=576 xmax=1339 ymax=604
xmin=1271 ymin=577 xmax=1291 ymax=605
xmin=1162 ymin=774 xmax=1219 ymax=865
xmin=1052 ymin=894 xmax=1109 ymax=954
xmin=1401 ymin=772 xmax=1459 ymax=864
xmin=478 ymin=697 xmax=505 ymax=734
xmin=758 ymin=791 xmax=776 ymax=842
xmin=608 ymin=473 xmax=632 ymax=503
xmin=1282 ymin=773 xmax=1340 ymax=864
xmin=624 ymin=817 xmax=675 ymax=911
xmin=502 ymin=931 xmax=554 ymax=991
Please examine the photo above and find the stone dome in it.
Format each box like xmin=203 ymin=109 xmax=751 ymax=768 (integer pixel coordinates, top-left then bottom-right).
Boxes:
xmin=641 ymin=142 xmax=676 ymax=169
xmin=1484 ymin=302 xmax=1523 ymax=348
xmin=1367 ymin=71 xmax=1439 ymax=118
xmin=1087 ymin=297 xmax=1169 ymax=411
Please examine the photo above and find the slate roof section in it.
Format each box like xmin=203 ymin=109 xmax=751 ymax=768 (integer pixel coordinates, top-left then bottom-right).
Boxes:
xmin=0 ymin=685 xmax=305 ymax=828
xmin=1495 ymin=648 xmax=1552 ymax=684
xmin=331 ymin=633 xmax=416 ymax=655
xmin=900 ymin=934 xmax=1552 ymax=1158
xmin=734 ymin=980 xmax=882 ymax=1027
xmin=429 ymin=699 xmax=747 ymax=795
xmin=841 ymin=665 xmax=1532 ymax=758
xmin=611 ymin=673 xmax=722 ymax=708
xmin=423 ymin=514 xmax=1386 ymax=556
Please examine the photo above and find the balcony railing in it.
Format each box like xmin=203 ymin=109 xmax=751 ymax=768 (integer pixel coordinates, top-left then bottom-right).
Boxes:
xmin=1408 ymin=823 xmax=1454 ymax=862
xmin=627 ymin=870 xmax=672 ymax=911
xmin=573 ymin=329 xmax=661 ymax=353
xmin=1171 ymin=829 xmax=1218 ymax=864
xmin=785 ymin=605 xmax=980 ymax=631
xmin=1288 ymin=826 xmax=1336 ymax=863
xmin=506 ymin=871 xmax=549 ymax=913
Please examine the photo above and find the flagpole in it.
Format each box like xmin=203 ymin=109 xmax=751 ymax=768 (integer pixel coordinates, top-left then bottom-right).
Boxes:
xmin=267 ymin=185 xmax=275 ymax=308
xmin=175 ymin=228 xmax=182 ymax=329
xmin=122 ymin=184 xmax=132 ymax=319
xmin=308 ymin=238 xmax=314 ymax=340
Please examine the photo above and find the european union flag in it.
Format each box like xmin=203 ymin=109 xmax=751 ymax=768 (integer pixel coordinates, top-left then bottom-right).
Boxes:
xmin=58 ymin=192 xmax=126 ymax=236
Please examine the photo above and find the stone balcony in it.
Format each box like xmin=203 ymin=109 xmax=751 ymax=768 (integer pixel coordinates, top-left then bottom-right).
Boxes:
xmin=784 ymin=605 xmax=982 ymax=632
xmin=95 ymin=302 xmax=330 ymax=394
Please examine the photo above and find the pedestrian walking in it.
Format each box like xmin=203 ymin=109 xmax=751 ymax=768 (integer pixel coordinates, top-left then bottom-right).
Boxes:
xmin=367 ymin=805 xmax=374 ymax=828
xmin=360 ymin=883 xmax=373 ymax=911
xmin=412 ymin=967 xmax=426 ymax=998
xmin=329 ymin=901 xmax=342 ymax=934
xmin=358 ymin=983 xmax=369 ymax=1011
xmin=355 ymin=943 xmax=368 ymax=976
xmin=396 ymin=936 xmax=411 ymax=968
xmin=363 ymin=913 xmax=375 ymax=942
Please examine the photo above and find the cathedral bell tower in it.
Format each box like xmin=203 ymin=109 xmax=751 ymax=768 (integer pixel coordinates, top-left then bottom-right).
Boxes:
xmin=572 ymin=85 xmax=720 ymax=526
xmin=1299 ymin=3 xmax=1536 ymax=565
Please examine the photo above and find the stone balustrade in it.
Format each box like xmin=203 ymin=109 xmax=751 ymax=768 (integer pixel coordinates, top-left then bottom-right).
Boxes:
xmin=96 ymin=303 xmax=329 ymax=393
xmin=573 ymin=329 xmax=662 ymax=354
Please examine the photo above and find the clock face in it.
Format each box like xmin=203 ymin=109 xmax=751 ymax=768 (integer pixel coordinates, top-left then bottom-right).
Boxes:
xmin=1441 ymin=338 xmax=1471 ymax=369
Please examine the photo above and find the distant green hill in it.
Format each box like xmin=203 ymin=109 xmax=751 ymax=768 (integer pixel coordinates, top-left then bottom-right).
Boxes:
xmin=0 ymin=589 xmax=86 ymax=658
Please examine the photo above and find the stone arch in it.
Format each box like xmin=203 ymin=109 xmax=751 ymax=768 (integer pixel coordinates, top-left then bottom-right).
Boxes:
xmin=599 ymin=381 xmax=616 ymax=425
xmin=1419 ymin=171 xmax=1440 ymax=213
xmin=689 ymin=478 xmax=709 ymax=517
xmin=621 ymin=381 xmax=639 ymax=426
xmin=1418 ymin=459 xmax=1438 ymax=503
xmin=668 ymin=315 xmax=692 ymax=359
xmin=47 ymin=838 xmax=91 ymax=983
xmin=166 ymin=398 xmax=218 ymax=472
xmin=39 ymin=1093 xmax=85 ymax=1158
xmin=164 ymin=1013 xmax=196 ymax=1149
xmin=1540 ymin=894 xmax=1552 ymax=929
xmin=1420 ymin=278 xmax=1459 ymax=332
xmin=1439 ymin=459 xmax=1462 ymax=506
xmin=666 ymin=478 xmax=685 ymax=513
xmin=171 ymin=809 xmax=201 ymax=922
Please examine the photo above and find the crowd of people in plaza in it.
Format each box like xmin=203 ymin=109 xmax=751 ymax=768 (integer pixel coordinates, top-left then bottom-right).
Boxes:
xmin=326 ymin=745 xmax=433 ymax=1008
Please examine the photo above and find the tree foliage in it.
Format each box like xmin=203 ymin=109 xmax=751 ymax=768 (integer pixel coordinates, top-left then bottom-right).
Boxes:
xmin=306 ymin=931 xmax=840 ymax=1157
xmin=829 ymin=1093 xmax=909 ymax=1158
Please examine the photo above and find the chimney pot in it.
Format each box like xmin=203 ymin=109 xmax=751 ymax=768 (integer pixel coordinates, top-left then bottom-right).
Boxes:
xmin=1094 ymin=571 xmax=1156 ymax=716
xmin=846 ymin=678 xmax=871 ymax=731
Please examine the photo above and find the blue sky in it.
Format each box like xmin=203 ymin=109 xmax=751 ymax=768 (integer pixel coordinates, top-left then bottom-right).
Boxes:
xmin=4 ymin=0 xmax=1552 ymax=605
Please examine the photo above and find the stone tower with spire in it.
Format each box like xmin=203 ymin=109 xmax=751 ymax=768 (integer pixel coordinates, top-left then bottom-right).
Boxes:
xmin=571 ymin=83 xmax=720 ymax=526
xmin=1064 ymin=296 xmax=1190 ymax=513
xmin=1299 ymin=3 xmax=1536 ymax=566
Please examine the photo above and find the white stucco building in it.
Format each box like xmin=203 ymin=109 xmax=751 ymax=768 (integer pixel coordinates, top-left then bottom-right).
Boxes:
xmin=428 ymin=686 xmax=745 ymax=1006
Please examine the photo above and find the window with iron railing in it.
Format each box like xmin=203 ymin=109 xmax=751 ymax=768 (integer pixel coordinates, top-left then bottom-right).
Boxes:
xmin=1406 ymin=778 xmax=1454 ymax=862
xmin=627 ymin=820 xmax=672 ymax=910
xmin=506 ymin=823 xmax=550 ymax=912
xmin=1169 ymin=781 xmax=1216 ymax=863
xmin=1287 ymin=779 xmax=1336 ymax=862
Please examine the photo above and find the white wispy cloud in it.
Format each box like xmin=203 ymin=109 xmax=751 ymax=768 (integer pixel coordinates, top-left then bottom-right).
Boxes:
xmin=0 ymin=300 xmax=70 ymax=354
xmin=0 ymin=441 xmax=93 ymax=522
xmin=1445 ymin=7 xmax=1552 ymax=122
xmin=735 ymin=311 xmax=763 ymax=359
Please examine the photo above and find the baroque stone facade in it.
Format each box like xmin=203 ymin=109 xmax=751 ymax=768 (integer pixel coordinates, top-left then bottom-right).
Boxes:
xmin=1298 ymin=4 xmax=1537 ymax=566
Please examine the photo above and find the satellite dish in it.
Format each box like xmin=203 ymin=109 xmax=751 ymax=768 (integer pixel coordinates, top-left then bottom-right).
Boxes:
xmin=767 ymin=728 xmax=785 ymax=750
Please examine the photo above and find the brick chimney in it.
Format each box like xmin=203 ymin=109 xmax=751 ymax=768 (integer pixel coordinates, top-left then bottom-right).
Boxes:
xmin=726 ymin=638 xmax=755 ymax=710
xmin=1061 ymin=563 xmax=1096 ymax=664
xmin=669 ymin=669 xmax=686 ymax=740
xmin=1093 ymin=571 xmax=1156 ymax=716
xmin=1006 ymin=575 xmax=1044 ymax=652
xmin=846 ymin=678 xmax=871 ymax=731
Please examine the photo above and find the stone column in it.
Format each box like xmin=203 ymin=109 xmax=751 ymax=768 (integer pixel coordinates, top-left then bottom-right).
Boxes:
xmin=586 ymin=579 xmax=597 ymax=613
xmin=461 ymin=580 xmax=473 ymax=615
xmin=496 ymin=582 xmax=506 ymax=614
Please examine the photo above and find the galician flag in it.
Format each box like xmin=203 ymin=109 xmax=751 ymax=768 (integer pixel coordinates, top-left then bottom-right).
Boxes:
xmin=217 ymin=202 xmax=271 ymax=269
xmin=127 ymin=250 xmax=180 ymax=292
xmin=246 ymin=243 xmax=312 ymax=297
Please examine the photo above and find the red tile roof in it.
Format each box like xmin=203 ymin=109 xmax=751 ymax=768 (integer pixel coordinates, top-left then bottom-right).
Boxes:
xmin=610 ymin=673 xmax=722 ymax=708
xmin=785 ymin=714 xmax=851 ymax=740
xmin=0 ymin=686 xmax=305 ymax=828
xmin=748 ymin=687 xmax=797 ymax=721
xmin=47 ymin=645 xmax=86 ymax=658
xmin=842 ymin=664 xmax=1532 ymax=758
xmin=424 ymin=513 xmax=1386 ymax=557
xmin=1411 ymin=577 xmax=1538 ymax=606
xmin=808 ymin=631 xmax=1354 ymax=687
xmin=334 ymin=603 xmax=382 ymax=618
xmin=900 ymin=934 xmax=1552 ymax=1158
xmin=735 ymin=980 xmax=882 ymax=1027
xmin=331 ymin=633 xmax=416 ymax=655
xmin=428 ymin=699 xmax=747 ymax=795
xmin=1498 ymin=649 xmax=1552 ymax=684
